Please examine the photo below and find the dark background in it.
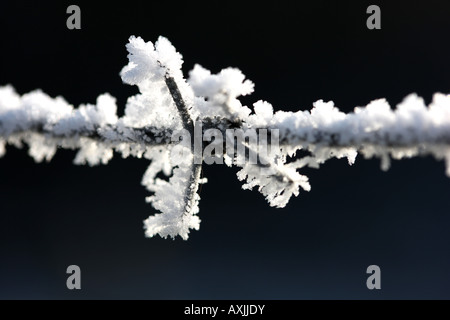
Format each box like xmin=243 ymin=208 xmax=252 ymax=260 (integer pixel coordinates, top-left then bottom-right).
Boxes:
xmin=1 ymin=0 xmax=450 ymax=299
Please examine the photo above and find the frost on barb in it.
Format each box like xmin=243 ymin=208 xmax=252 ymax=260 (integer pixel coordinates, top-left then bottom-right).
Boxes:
xmin=120 ymin=36 xmax=190 ymax=130
xmin=143 ymin=150 xmax=203 ymax=240
xmin=120 ymin=36 xmax=203 ymax=239
xmin=1 ymin=35 xmax=450 ymax=241
xmin=0 ymin=36 xmax=206 ymax=240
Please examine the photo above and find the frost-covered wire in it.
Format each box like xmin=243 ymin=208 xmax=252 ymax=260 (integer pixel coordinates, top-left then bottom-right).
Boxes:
xmin=1 ymin=36 xmax=449 ymax=240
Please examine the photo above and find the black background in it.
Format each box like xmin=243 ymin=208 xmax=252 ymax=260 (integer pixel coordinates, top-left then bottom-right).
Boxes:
xmin=1 ymin=0 xmax=450 ymax=299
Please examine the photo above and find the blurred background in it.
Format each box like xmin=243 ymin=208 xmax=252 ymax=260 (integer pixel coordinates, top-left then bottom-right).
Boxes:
xmin=1 ymin=0 xmax=450 ymax=299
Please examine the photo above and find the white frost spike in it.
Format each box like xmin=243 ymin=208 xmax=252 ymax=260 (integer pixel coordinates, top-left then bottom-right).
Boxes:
xmin=120 ymin=36 xmax=160 ymax=85
xmin=188 ymin=64 xmax=253 ymax=119
xmin=74 ymin=139 xmax=113 ymax=166
xmin=154 ymin=36 xmax=184 ymax=77
xmin=0 ymin=85 xmax=21 ymax=112
xmin=1 ymin=35 xmax=450 ymax=241
xmin=144 ymin=154 xmax=201 ymax=240
xmin=27 ymin=133 xmax=57 ymax=162
xmin=141 ymin=147 xmax=173 ymax=188
xmin=79 ymin=93 xmax=118 ymax=126
xmin=120 ymin=36 xmax=183 ymax=129
xmin=237 ymin=162 xmax=310 ymax=208
xmin=189 ymin=64 xmax=254 ymax=99
xmin=53 ymin=93 xmax=118 ymax=135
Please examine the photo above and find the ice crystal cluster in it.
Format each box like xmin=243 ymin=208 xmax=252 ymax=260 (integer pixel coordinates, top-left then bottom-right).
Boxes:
xmin=1 ymin=36 xmax=449 ymax=239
